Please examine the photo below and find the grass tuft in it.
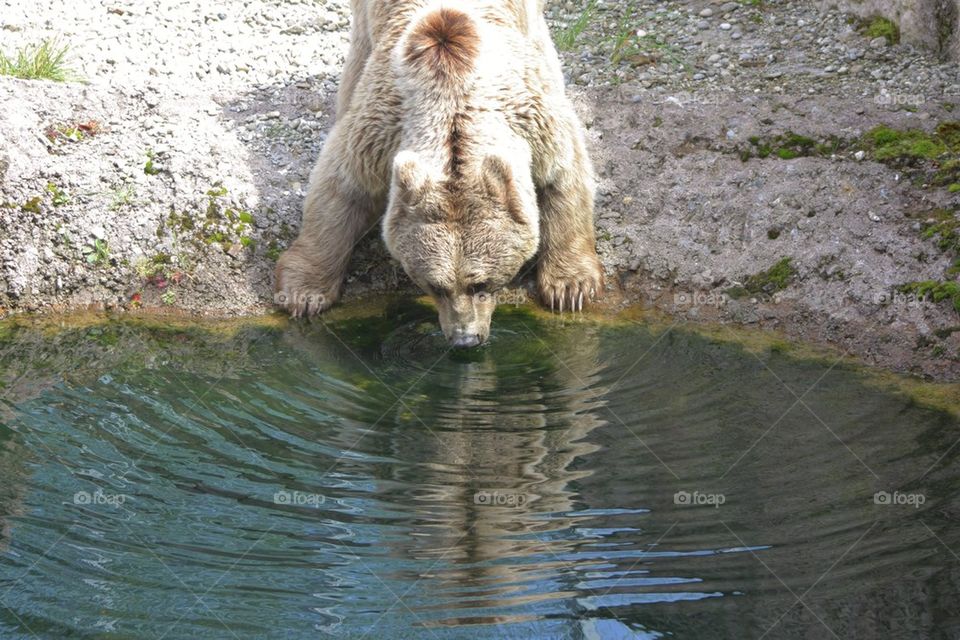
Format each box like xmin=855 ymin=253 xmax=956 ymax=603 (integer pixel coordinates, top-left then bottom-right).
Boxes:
xmin=554 ymin=0 xmax=597 ymax=51
xmin=865 ymin=16 xmax=900 ymax=45
xmin=0 ymin=39 xmax=78 ymax=82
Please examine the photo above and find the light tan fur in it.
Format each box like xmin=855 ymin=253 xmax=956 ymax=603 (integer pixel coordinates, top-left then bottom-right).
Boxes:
xmin=275 ymin=0 xmax=603 ymax=345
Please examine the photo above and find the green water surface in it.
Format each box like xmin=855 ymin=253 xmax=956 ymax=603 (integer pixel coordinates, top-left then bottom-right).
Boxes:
xmin=0 ymin=302 xmax=958 ymax=639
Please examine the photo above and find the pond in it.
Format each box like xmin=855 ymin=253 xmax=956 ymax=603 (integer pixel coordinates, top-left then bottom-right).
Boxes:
xmin=0 ymin=302 xmax=958 ymax=639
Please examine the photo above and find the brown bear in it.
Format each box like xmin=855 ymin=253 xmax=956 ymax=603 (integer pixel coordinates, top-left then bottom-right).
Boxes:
xmin=275 ymin=0 xmax=604 ymax=347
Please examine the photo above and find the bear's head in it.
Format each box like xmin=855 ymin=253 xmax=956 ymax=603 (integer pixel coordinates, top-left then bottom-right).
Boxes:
xmin=383 ymin=150 xmax=539 ymax=348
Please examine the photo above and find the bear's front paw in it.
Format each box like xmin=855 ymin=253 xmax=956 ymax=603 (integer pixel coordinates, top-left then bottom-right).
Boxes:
xmin=538 ymin=254 xmax=604 ymax=313
xmin=274 ymin=253 xmax=341 ymax=318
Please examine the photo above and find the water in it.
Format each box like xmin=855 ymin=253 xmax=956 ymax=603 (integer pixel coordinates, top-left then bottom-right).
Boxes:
xmin=1 ymin=302 xmax=959 ymax=639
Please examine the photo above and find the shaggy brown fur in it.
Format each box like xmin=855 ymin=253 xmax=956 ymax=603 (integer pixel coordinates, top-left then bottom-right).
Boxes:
xmin=404 ymin=8 xmax=480 ymax=82
xmin=275 ymin=0 xmax=604 ymax=345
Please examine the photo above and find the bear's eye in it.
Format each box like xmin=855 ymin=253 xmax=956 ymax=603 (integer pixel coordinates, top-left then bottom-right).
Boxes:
xmin=467 ymin=282 xmax=493 ymax=296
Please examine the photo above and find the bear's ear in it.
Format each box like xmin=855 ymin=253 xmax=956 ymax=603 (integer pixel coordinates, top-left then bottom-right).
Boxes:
xmin=393 ymin=151 xmax=432 ymax=207
xmin=482 ymin=156 xmax=527 ymax=226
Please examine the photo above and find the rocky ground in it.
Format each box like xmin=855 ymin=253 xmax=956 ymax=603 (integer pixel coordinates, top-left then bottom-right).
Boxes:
xmin=1 ymin=0 xmax=959 ymax=379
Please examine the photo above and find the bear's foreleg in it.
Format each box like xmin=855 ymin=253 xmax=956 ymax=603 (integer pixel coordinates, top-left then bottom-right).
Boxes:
xmin=536 ymin=134 xmax=604 ymax=312
xmin=274 ymin=143 xmax=380 ymax=317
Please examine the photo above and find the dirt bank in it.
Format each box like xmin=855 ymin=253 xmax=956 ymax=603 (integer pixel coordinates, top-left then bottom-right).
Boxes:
xmin=1 ymin=0 xmax=959 ymax=379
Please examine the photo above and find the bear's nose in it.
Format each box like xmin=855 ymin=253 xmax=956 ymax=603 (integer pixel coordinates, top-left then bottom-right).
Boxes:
xmin=450 ymin=334 xmax=481 ymax=349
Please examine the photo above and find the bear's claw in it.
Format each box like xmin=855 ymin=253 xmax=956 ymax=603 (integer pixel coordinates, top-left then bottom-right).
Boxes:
xmin=275 ymin=286 xmax=337 ymax=318
xmin=274 ymin=252 xmax=341 ymax=318
xmin=540 ymin=265 xmax=603 ymax=314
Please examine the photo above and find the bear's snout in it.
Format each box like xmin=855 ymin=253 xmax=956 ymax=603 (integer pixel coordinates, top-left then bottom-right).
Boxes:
xmin=450 ymin=332 xmax=482 ymax=349
xmin=435 ymin=292 xmax=495 ymax=348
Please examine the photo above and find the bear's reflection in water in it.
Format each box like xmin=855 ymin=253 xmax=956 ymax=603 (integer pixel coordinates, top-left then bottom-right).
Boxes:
xmin=378 ymin=320 xmax=610 ymax=628
xmin=282 ymin=308 xmax=614 ymax=628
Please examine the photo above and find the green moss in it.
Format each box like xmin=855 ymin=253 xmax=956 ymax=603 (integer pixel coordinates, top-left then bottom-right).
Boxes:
xmin=865 ymin=125 xmax=953 ymax=161
xmin=949 ymin=184 xmax=960 ymax=193
xmin=899 ymin=281 xmax=960 ymax=312
xmin=160 ymin=184 xmax=255 ymax=254
xmin=135 ymin=253 xmax=176 ymax=280
xmin=938 ymin=122 xmax=960 ymax=148
xmin=783 ymin=133 xmax=816 ymax=149
xmin=865 ymin=16 xmax=900 ymax=44
xmin=936 ymin=159 xmax=960 ymax=187
xmin=21 ymin=196 xmax=42 ymax=213
xmin=744 ymin=258 xmax=796 ymax=295
xmin=918 ymin=209 xmax=960 ymax=255
xmin=266 ymin=241 xmax=283 ymax=261
xmin=864 ymin=124 xmax=960 ymax=196
xmin=745 ymin=131 xmax=827 ymax=162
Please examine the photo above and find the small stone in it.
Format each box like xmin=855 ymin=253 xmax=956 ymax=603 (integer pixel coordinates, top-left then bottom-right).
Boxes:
xmin=870 ymin=36 xmax=888 ymax=49
xmin=719 ymin=22 xmax=732 ymax=30
xmin=868 ymin=211 xmax=881 ymax=222
xmin=699 ymin=7 xmax=714 ymax=17
xmin=697 ymin=20 xmax=711 ymax=30
xmin=708 ymin=53 xmax=721 ymax=63
xmin=854 ymin=150 xmax=866 ymax=161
